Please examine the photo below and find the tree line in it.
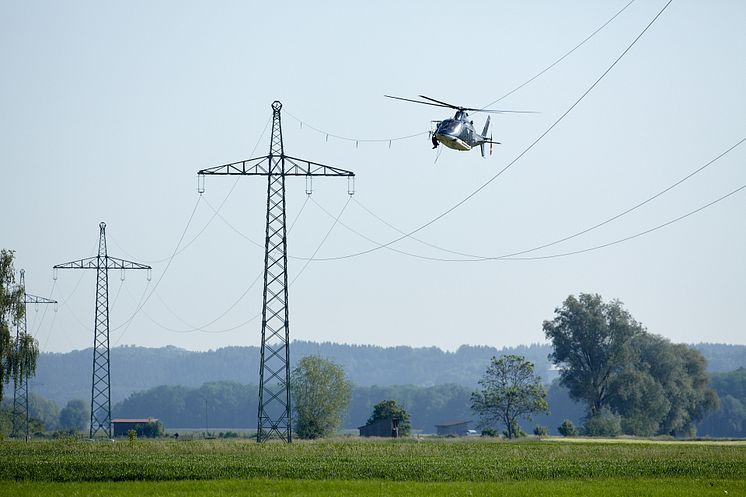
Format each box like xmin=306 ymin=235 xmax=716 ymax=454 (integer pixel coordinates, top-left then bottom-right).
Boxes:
xmin=32 ymin=341 xmax=745 ymax=410
xmin=1 ymin=245 xmax=742 ymax=439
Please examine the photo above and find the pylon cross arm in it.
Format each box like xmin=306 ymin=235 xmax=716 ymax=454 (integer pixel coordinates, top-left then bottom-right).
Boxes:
xmin=23 ymin=294 xmax=57 ymax=305
xmin=283 ymin=156 xmax=354 ymax=177
xmin=105 ymin=257 xmax=152 ymax=271
xmin=54 ymin=256 xmax=151 ymax=271
xmin=197 ymin=156 xmax=269 ymax=175
xmin=54 ymin=257 xmax=100 ymax=269
xmin=197 ymin=156 xmax=354 ymax=178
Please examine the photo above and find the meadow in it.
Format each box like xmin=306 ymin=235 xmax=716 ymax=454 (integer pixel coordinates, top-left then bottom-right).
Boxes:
xmin=0 ymin=437 xmax=744 ymax=496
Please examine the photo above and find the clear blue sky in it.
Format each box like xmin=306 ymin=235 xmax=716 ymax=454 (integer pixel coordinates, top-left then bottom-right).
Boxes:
xmin=2 ymin=0 xmax=744 ymax=353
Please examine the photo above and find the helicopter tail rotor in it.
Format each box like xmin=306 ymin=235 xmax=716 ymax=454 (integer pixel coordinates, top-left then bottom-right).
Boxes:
xmin=480 ymin=116 xmax=491 ymax=158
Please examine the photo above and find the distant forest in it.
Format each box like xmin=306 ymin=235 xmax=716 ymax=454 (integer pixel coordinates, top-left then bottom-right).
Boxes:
xmin=111 ymin=380 xmax=586 ymax=435
xmin=15 ymin=341 xmax=746 ymax=437
xmin=34 ymin=341 xmax=745 ymax=408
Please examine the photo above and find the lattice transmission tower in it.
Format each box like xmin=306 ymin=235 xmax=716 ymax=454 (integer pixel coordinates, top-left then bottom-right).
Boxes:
xmin=54 ymin=222 xmax=152 ymax=438
xmin=11 ymin=269 xmax=57 ymax=441
xmin=197 ymin=101 xmax=355 ymax=442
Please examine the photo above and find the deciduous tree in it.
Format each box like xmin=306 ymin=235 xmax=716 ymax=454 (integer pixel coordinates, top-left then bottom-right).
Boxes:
xmin=59 ymin=399 xmax=89 ymax=432
xmin=291 ymin=356 xmax=351 ymax=439
xmin=470 ymin=355 xmax=549 ymax=439
xmin=543 ymin=294 xmax=644 ymax=416
xmin=0 ymin=250 xmax=25 ymax=404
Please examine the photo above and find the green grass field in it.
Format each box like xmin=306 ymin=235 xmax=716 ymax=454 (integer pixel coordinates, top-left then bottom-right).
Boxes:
xmin=1 ymin=437 xmax=744 ymax=496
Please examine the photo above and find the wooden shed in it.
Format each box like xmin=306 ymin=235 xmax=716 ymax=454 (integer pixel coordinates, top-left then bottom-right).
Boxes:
xmin=358 ymin=416 xmax=399 ymax=438
xmin=434 ymin=420 xmax=471 ymax=436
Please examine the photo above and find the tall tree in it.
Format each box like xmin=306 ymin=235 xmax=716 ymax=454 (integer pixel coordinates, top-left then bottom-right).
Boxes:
xmin=543 ymin=294 xmax=644 ymax=416
xmin=290 ymin=356 xmax=352 ymax=439
xmin=608 ymin=333 xmax=719 ymax=436
xmin=470 ymin=355 xmax=549 ymax=439
xmin=0 ymin=250 xmax=25 ymax=403
xmin=59 ymin=399 xmax=89 ymax=432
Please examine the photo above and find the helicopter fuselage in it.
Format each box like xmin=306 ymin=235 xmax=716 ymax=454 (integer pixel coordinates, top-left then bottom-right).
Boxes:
xmin=433 ymin=110 xmax=485 ymax=151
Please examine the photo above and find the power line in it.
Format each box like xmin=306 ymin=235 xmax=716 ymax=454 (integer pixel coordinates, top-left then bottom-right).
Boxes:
xmin=350 ymin=135 xmax=746 ymax=261
xmin=285 ymin=111 xmax=429 ymax=145
xmin=139 ymin=192 xmax=313 ymax=334
xmin=284 ymin=1 xmax=636 ymax=146
xmin=134 ymin=193 xmax=350 ymax=336
xmin=503 ymin=183 xmax=746 ymax=260
xmin=478 ymin=0 xmax=637 ymax=110
xmin=287 ymin=0 xmax=674 ymax=262
xmin=312 ymin=177 xmax=746 ymax=263
xmin=109 ymin=116 xmax=272 ymax=265
xmin=290 ymin=196 xmax=351 ymax=285
xmin=107 ymin=195 xmax=202 ymax=335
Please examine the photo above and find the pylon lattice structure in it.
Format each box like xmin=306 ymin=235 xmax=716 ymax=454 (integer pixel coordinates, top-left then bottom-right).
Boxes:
xmin=197 ymin=101 xmax=355 ymax=442
xmin=54 ymin=222 xmax=151 ymax=438
xmin=11 ymin=269 xmax=57 ymax=441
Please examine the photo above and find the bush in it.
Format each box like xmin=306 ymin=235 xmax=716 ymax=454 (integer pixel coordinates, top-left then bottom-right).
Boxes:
xmin=533 ymin=425 xmax=549 ymax=437
xmin=128 ymin=430 xmax=137 ymax=443
xmin=503 ymin=420 xmax=526 ymax=438
xmin=558 ymin=419 xmax=577 ymax=437
xmin=481 ymin=427 xmax=499 ymax=437
xmin=583 ymin=409 xmax=622 ymax=437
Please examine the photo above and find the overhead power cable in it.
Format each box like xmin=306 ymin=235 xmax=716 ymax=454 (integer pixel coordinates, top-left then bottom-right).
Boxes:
xmin=290 ymin=0 xmax=674 ymax=262
xmin=285 ymin=0 xmax=636 ymax=146
xmin=290 ymin=196 xmax=352 ymax=284
xmin=105 ymin=117 xmax=275 ymax=337
xmin=130 ymin=193 xmax=344 ymax=335
xmin=108 ymin=195 xmax=202 ymax=337
xmin=312 ymin=177 xmax=746 ymax=262
xmin=350 ymin=134 xmax=746 ymax=261
xmin=478 ymin=0 xmax=637 ymax=110
xmin=109 ymin=116 xmax=272 ymax=265
xmin=284 ymin=111 xmax=430 ymax=145
xmin=137 ymin=193 xmax=310 ymax=334
xmin=505 ymin=183 xmax=746 ymax=260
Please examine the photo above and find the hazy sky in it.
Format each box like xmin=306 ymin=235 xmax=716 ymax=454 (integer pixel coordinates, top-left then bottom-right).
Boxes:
xmin=2 ymin=1 xmax=744 ymax=353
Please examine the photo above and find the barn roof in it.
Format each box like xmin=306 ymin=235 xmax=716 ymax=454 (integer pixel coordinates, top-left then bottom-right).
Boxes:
xmin=112 ymin=418 xmax=158 ymax=423
xmin=434 ymin=420 xmax=471 ymax=427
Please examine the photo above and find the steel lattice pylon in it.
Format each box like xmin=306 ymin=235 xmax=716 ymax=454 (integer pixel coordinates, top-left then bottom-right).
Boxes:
xmin=11 ymin=269 xmax=57 ymax=441
xmin=54 ymin=222 xmax=151 ymax=438
xmin=197 ymin=101 xmax=355 ymax=442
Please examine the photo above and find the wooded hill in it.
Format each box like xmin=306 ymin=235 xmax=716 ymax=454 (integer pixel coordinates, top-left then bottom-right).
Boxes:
xmin=34 ymin=341 xmax=745 ymax=408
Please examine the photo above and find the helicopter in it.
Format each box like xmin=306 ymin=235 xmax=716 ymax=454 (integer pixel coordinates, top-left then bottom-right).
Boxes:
xmin=384 ymin=95 xmax=535 ymax=157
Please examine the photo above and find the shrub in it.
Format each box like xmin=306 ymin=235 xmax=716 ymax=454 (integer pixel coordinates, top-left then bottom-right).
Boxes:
xmin=558 ymin=419 xmax=577 ymax=437
xmin=128 ymin=429 xmax=137 ymax=443
xmin=583 ymin=409 xmax=622 ymax=437
xmin=481 ymin=427 xmax=499 ymax=437
xmin=533 ymin=425 xmax=549 ymax=437
xmin=503 ymin=420 xmax=526 ymax=438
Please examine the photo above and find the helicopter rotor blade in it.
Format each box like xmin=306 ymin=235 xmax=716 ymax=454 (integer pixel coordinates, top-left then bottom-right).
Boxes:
xmin=418 ymin=95 xmax=461 ymax=109
xmin=384 ymin=95 xmax=452 ymax=109
xmin=418 ymin=95 xmax=537 ymax=114
xmin=465 ymin=108 xmax=540 ymax=114
xmin=387 ymin=95 xmax=539 ymax=114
